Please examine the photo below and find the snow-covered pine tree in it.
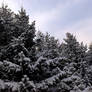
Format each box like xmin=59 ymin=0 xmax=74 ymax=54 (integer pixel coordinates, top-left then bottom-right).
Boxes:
xmin=0 ymin=4 xmax=14 ymax=22
xmin=14 ymin=7 xmax=29 ymax=37
xmin=86 ymin=43 xmax=92 ymax=65
xmin=85 ymin=43 xmax=92 ymax=85
xmin=36 ymin=32 xmax=60 ymax=59
xmin=0 ymin=5 xmax=91 ymax=92
xmin=0 ymin=5 xmax=14 ymax=46
xmin=60 ymin=32 xmax=87 ymax=64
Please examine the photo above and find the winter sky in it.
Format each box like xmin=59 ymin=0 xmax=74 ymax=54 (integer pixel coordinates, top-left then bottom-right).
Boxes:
xmin=0 ymin=0 xmax=92 ymax=45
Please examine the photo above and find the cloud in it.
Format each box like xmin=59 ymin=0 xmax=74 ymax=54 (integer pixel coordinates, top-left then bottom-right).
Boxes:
xmin=0 ymin=0 xmax=92 ymax=45
xmin=0 ymin=0 xmax=21 ymax=13
xmin=60 ymin=17 xmax=92 ymax=45
xmin=30 ymin=0 xmax=78 ymax=32
xmin=30 ymin=0 xmax=92 ymax=45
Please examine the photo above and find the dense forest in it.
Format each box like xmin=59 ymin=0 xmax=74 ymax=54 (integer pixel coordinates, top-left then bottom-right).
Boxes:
xmin=0 ymin=5 xmax=92 ymax=92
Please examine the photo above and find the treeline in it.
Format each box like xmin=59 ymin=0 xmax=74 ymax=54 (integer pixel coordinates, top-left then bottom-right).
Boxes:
xmin=0 ymin=5 xmax=92 ymax=92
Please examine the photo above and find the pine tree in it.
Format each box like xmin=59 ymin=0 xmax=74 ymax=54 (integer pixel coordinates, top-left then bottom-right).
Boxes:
xmin=0 ymin=5 xmax=91 ymax=92
xmin=36 ymin=32 xmax=59 ymax=59
xmin=21 ymin=21 xmax=36 ymax=49
xmin=0 ymin=5 xmax=14 ymax=46
xmin=86 ymin=43 xmax=92 ymax=85
xmin=86 ymin=43 xmax=92 ymax=65
xmin=14 ymin=7 xmax=29 ymax=37
xmin=60 ymin=32 xmax=87 ymax=63
xmin=0 ymin=4 xmax=14 ymax=22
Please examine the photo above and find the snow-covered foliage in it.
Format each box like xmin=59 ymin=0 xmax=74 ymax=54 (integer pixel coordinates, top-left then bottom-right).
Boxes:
xmin=0 ymin=5 xmax=91 ymax=92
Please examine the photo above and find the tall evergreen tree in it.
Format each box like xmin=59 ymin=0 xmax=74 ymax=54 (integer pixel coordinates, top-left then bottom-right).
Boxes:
xmin=0 ymin=5 xmax=91 ymax=92
xmin=86 ymin=43 xmax=92 ymax=65
xmin=0 ymin=5 xmax=14 ymax=46
xmin=14 ymin=7 xmax=29 ymax=37
xmin=0 ymin=4 xmax=14 ymax=21
xmin=36 ymin=32 xmax=59 ymax=59
xmin=60 ymin=32 xmax=87 ymax=63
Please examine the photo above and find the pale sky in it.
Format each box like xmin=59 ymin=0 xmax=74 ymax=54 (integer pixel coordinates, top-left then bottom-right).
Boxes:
xmin=0 ymin=0 xmax=92 ymax=45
